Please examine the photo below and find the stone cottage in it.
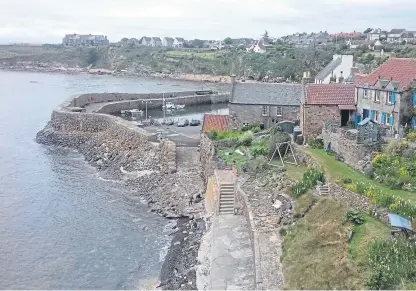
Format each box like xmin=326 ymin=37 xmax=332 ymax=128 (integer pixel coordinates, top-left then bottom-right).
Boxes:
xmin=355 ymin=58 xmax=416 ymax=132
xmin=301 ymin=84 xmax=356 ymax=140
xmin=228 ymin=81 xmax=303 ymax=129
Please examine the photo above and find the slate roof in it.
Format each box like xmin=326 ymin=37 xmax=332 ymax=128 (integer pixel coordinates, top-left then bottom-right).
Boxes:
xmin=202 ymin=114 xmax=229 ymax=133
xmin=315 ymin=57 xmax=342 ymax=80
xmin=232 ymin=82 xmax=302 ymax=106
xmin=175 ymin=37 xmax=185 ymax=42
xmin=152 ymin=37 xmax=162 ymax=42
xmin=305 ymin=84 xmax=355 ymax=105
xmin=389 ymin=29 xmax=406 ymax=34
xmin=356 ymin=58 xmax=416 ymax=89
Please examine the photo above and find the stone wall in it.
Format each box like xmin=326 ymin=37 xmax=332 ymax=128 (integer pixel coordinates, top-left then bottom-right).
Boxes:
xmin=322 ymin=125 xmax=381 ymax=171
xmin=229 ymin=104 xmax=299 ymax=129
xmin=71 ymin=91 xmax=200 ymax=107
xmin=96 ymin=93 xmax=230 ymax=114
xmin=39 ymin=97 xmax=176 ymax=174
xmin=301 ymin=104 xmax=339 ymax=140
xmin=199 ymin=133 xmax=217 ymax=183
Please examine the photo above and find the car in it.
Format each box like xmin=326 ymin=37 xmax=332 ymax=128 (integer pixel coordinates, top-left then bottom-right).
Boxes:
xmin=177 ymin=118 xmax=189 ymax=127
xmin=164 ymin=118 xmax=174 ymax=126
xmin=190 ymin=119 xmax=201 ymax=126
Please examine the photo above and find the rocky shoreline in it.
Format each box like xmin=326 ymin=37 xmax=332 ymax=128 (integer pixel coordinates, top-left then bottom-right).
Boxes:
xmin=0 ymin=64 xmax=231 ymax=83
xmin=36 ymin=122 xmax=208 ymax=289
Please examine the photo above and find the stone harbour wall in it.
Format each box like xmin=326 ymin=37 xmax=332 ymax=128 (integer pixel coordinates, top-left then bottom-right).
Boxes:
xmin=96 ymin=93 xmax=230 ymax=114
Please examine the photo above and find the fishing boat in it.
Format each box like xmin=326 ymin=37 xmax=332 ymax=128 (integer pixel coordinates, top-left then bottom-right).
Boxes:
xmin=162 ymin=102 xmax=175 ymax=110
xmin=175 ymin=104 xmax=186 ymax=110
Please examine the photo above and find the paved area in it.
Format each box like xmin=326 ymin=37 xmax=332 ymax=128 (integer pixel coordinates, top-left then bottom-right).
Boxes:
xmin=210 ymin=215 xmax=255 ymax=290
xmin=145 ymin=125 xmax=201 ymax=147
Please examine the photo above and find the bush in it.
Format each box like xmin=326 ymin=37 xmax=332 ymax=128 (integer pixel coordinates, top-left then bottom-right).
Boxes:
xmin=406 ymin=130 xmax=416 ymax=142
xmin=245 ymin=156 xmax=269 ymax=172
xmin=208 ymin=130 xmax=242 ymax=141
xmin=208 ymin=131 xmax=218 ymax=140
xmin=367 ymin=239 xmax=416 ymax=289
xmin=346 ymin=210 xmax=365 ymax=225
xmin=237 ymin=131 xmax=253 ymax=146
xmin=341 ymin=178 xmax=353 ymax=184
xmin=308 ymin=138 xmax=324 ymax=149
xmin=249 ymin=141 xmax=268 ymax=157
xmin=292 ymin=169 xmax=325 ymax=198
xmin=385 ymin=141 xmax=409 ymax=156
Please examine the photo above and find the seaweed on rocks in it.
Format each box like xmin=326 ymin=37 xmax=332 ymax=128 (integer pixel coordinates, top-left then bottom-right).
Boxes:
xmin=159 ymin=218 xmax=206 ymax=290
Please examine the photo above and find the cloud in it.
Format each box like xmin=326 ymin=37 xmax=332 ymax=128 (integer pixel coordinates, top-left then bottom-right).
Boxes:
xmin=0 ymin=0 xmax=415 ymax=43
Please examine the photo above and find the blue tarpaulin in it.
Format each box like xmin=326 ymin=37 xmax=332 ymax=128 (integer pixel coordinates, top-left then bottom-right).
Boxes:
xmin=388 ymin=213 xmax=413 ymax=232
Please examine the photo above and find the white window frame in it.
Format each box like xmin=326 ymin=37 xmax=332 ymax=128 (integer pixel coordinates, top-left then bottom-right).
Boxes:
xmin=276 ymin=106 xmax=283 ymax=117
xmin=374 ymin=110 xmax=380 ymax=123
xmin=387 ymin=91 xmax=393 ymax=104
xmin=385 ymin=113 xmax=391 ymax=125
xmin=262 ymin=105 xmax=270 ymax=116
xmin=374 ymin=90 xmax=380 ymax=102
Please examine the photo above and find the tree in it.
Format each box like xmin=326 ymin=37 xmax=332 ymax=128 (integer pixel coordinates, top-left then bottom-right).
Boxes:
xmin=223 ymin=37 xmax=233 ymax=45
xmin=190 ymin=39 xmax=205 ymax=48
xmin=120 ymin=37 xmax=129 ymax=42
xmin=262 ymin=30 xmax=269 ymax=39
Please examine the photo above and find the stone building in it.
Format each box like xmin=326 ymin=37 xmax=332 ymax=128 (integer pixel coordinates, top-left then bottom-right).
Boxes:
xmin=355 ymin=58 xmax=416 ymax=132
xmin=62 ymin=34 xmax=109 ymax=46
xmin=301 ymin=84 xmax=356 ymax=140
xmin=228 ymin=81 xmax=303 ymax=129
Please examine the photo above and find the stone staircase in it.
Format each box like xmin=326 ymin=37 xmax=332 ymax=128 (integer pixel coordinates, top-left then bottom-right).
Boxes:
xmin=218 ymin=183 xmax=235 ymax=215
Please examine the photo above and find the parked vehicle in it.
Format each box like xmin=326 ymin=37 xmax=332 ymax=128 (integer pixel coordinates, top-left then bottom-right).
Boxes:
xmin=177 ymin=118 xmax=189 ymax=127
xmin=190 ymin=119 xmax=201 ymax=126
xmin=164 ymin=118 xmax=174 ymax=125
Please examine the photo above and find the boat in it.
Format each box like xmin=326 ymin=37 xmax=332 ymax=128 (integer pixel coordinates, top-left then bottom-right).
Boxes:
xmin=121 ymin=110 xmax=128 ymax=115
xmin=129 ymin=109 xmax=144 ymax=116
xmin=162 ymin=102 xmax=175 ymax=110
xmin=175 ymin=104 xmax=185 ymax=110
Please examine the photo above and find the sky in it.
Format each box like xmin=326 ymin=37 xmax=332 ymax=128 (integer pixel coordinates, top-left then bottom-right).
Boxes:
xmin=1 ymin=0 xmax=416 ymax=44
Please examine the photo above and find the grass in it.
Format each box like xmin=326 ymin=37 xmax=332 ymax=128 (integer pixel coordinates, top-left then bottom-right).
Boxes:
xmin=282 ymin=198 xmax=364 ymax=289
xmin=165 ymin=50 xmax=217 ymax=60
xmin=304 ymin=148 xmax=416 ymax=203
xmin=293 ymin=192 xmax=317 ymax=218
xmin=285 ymin=163 xmax=309 ymax=182
xmin=217 ymin=147 xmax=249 ymax=170
xmin=349 ymin=214 xmax=390 ymax=272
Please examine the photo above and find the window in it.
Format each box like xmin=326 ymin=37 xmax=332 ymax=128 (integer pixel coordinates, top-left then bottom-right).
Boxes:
xmin=262 ymin=106 xmax=270 ymax=116
xmin=385 ymin=113 xmax=391 ymax=125
xmin=374 ymin=110 xmax=380 ymax=122
xmin=364 ymin=89 xmax=368 ymax=98
xmin=374 ymin=91 xmax=380 ymax=102
xmin=276 ymin=106 xmax=283 ymax=116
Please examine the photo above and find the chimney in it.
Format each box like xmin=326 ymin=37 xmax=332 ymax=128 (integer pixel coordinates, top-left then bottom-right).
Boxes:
xmin=339 ymin=71 xmax=344 ymax=83
xmin=302 ymin=72 xmax=313 ymax=85
xmin=230 ymin=74 xmax=237 ymax=103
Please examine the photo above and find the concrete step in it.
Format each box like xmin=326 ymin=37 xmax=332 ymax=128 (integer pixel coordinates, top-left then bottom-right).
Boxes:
xmin=219 ymin=201 xmax=234 ymax=206
xmin=220 ymin=196 xmax=235 ymax=200
xmin=220 ymin=193 xmax=234 ymax=197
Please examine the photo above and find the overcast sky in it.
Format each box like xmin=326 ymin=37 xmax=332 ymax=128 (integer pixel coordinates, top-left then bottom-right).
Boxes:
xmin=1 ymin=0 xmax=416 ymax=44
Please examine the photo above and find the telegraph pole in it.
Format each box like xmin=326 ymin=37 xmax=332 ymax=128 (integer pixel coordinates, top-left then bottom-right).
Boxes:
xmin=163 ymin=92 xmax=166 ymax=124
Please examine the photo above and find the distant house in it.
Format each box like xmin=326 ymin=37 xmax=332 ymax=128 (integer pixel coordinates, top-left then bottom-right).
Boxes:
xmin=62 ymin=34 xmax=109 ymax=46
xmin=301 ymin=84 xmax=356 ymax=140
xmin=400 ymin=31 xmax=416 ymax=43
xmin=229 ymin=81 xmax=303 ymax=129
xmin=387 ymin=29 xmax=406 ymax=43
xmin=202 ymin=114 xmax=229 ymax=133
xmin=140 ymin=36 xmax=152 ymax=46
xmin=315 ymin=55 xmax=354 ymax=84
xmin=366 ymin=28 xmax=387 ymax=41
xmin=355 ymin=58 xmax=416 ymax=132
xmin=151 ymin=37 xmax=162 ymax=47
xmin=127 ymin=38 xmax=140 ymax=46
xmin=162 ymin=37 xmax=174 ymax=47
xmin=173 ymin=37 xmax=185 ymax=48
xmin=246 ymin=38 xmax=270 ymax=54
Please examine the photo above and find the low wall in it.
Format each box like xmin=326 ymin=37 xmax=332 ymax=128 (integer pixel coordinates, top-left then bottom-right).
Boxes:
xmin=322 ymin=126 xmax=381 ymax=171
xmin=95 ymin=93 xmax=230 ymax=114
xmin=71 ymin=91 xmax=200 ymax=107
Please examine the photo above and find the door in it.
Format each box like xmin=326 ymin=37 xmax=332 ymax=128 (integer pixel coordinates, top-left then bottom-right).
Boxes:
xmin=363 ymin=109 xmax=369 ymax=119
xmin=341 ymin=110 xmax=350 ymax=126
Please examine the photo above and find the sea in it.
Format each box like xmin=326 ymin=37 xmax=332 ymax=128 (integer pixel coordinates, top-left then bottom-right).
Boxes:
xmin=0 ymin=70 xmax=226 ymax=289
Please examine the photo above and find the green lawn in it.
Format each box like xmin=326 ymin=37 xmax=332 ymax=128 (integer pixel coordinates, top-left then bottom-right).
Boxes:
xmin=285 ymin=163 xmax=309 ymax=182
xmin=304 ymin=148 xmax=416 ymax=203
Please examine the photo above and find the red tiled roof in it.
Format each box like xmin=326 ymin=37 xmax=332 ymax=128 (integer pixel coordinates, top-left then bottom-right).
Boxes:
xmin=202 ymin=114 xmax=229 ymax=133
xmin=357 ymin=58 xmax=416 ymax=89
xmin=305 ymin=84 xmax=356 ymax=105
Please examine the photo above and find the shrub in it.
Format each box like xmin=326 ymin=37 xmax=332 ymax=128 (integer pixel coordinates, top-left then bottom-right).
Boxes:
xmin=237 ymin=131 xmax=253 ymax=146
xmin=292 ymin=169 xmax=325 ymax=198
xmin=346 ymin=184 xmax=357 ymax=192
xmin=251 ymin=126 xmax=261 ymax=133
xmin=249 ymin=141 xmax=268 ymax=157
xmin=386 ymin=141 xmax=409 ymax=156
xmin=308 ymin=138 xmax=324 ymax=149
xmin=406 ymin=130 xmax=416 ymax=142
xmin=246 ymin=156 xmax=269 ymax=172
xmin=367 ymin=239 xmax=416 ymax=289
xmin=341 ymin=178 xmax=353 ymax=184
xmin=346 ymin=210 xmax=365 ymax=225
xmin=208 ymin=130 xmax=218 ymax=140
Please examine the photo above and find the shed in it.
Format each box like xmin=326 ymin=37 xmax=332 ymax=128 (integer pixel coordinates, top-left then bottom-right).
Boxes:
xmin=357 ymin=117 xmax=381 ymax=144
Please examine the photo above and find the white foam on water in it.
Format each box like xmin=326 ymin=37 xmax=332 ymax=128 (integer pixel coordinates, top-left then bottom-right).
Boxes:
xmin=159 ymin=220 xmax=178 ymax=262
